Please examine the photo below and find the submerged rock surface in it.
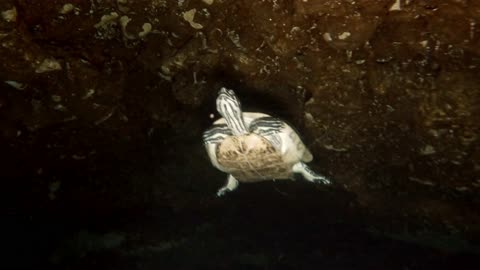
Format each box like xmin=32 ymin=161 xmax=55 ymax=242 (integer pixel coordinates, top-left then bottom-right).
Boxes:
xmin=1 ymin=0 xmax=479 ymax=268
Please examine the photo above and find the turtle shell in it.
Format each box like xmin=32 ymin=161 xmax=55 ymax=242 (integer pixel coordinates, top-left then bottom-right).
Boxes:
xmin=216 ymin=133 xmax=294 ymax=182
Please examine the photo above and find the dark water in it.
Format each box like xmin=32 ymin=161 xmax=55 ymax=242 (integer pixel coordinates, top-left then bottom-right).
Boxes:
xmin=1 ymin=83 xmax=477 ymax=270
xmin=3 ymin=162 xmax=478 ymax=270
xmin=4 ymin=209 xmax=478 ymax=269
xmin=2 ymin=85 xmax=477 ymax=270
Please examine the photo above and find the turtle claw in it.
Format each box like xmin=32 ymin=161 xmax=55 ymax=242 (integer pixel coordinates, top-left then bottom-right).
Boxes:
xmin=216 ymin=188 xmax=229 ymax=197
xmin=216 ymin=175 xmax=239 ymax=197
xmin=292 ymin=162 xmax=331 ymax=185
xmin=312 ymin=176 xmax=331 ymax=185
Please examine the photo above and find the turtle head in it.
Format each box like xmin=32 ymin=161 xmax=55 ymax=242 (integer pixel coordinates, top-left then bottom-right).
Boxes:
xmin=216 ymin=87 xmax=248 ymax=135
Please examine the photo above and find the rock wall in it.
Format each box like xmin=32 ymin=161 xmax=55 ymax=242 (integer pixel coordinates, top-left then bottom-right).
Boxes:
xmin=1 ymin=0 xmax=479 ymax=259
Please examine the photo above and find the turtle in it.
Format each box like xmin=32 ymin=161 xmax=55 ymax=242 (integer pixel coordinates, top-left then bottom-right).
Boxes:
xmin=203 ymin=87 xmax=331 ymax=196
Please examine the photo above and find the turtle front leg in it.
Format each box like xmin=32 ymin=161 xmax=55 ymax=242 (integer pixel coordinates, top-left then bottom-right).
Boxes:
xmin=217 ymin=174 xmax=239 ymax=197
xmin=292 ymin=162 xmax=331 ymax=185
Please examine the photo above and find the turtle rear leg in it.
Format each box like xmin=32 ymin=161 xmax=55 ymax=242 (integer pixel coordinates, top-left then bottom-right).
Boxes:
xmin=292 ymin=162 xmax=331 ymax=185
xmin=217 ymin=174 xmax=239 ymax=197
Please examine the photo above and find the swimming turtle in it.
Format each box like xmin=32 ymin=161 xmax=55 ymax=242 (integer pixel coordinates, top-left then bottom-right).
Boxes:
xmin=203 ymin=87 xmax=331 ymax=196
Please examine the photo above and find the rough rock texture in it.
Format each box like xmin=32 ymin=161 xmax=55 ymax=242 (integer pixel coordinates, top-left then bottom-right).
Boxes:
xmin=1 ymin=0 xmax=479 ymax=268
